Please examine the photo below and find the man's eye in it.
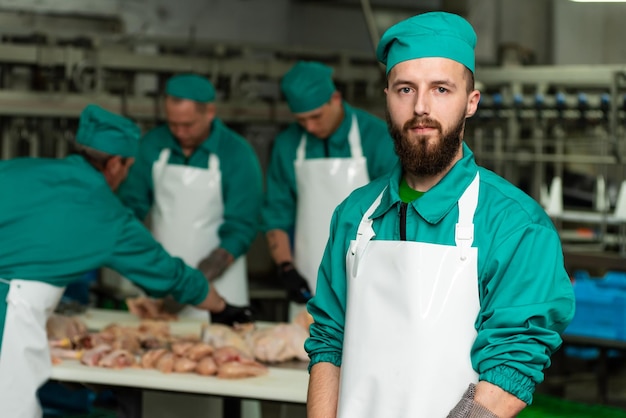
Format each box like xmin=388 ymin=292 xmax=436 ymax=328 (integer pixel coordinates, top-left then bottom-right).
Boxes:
xmin=437 ymin=87 xmax=449 ymax=93
xmin=400 ymin=87 xmax=412 ymax=94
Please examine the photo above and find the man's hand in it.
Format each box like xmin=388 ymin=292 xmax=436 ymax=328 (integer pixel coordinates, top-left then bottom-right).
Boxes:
xmin=211 ymin=303 xmax=256 ymax=326
xmin=198 ymin=248 xmax=234 ymax=281
xmin=126 ymin=296 xmax=178 ymax=320
xmin=278 ymin=262 xmax=312 ymax=304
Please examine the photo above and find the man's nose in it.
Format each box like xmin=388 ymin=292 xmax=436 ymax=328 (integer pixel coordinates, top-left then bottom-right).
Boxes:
xmin=414 ymin=91 xmax=430 ymax=116
xmin=304 ymin=119 xmax=317 ymax=133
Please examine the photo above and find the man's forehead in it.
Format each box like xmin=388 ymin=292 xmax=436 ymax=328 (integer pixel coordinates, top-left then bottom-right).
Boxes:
xmin=295 ymin=106 xmax=326 ymax=119
xmin=388 ymin=57 xmax=467 ymax=81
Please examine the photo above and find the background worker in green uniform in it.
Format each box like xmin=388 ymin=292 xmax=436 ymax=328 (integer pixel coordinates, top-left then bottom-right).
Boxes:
xmin=305 ymin=12 xmax=575 ymax=418
xmin=119 ymin=74 xmax=263 ymax=318
xmin=0 ymin=104 xmax=248 ymax=418
xmin=261 ymin=61 xmax=398 ymax=316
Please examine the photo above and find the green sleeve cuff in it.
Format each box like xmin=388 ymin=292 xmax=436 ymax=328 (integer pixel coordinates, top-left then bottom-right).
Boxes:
xmin=307 ymin=352 xmax=342 ymax=373
xmin=218 ymin=238 xmax=244 ymax=260
xmin=480 ymin=365 xmax=535 ymax=405
xmin=182 ymin=268 xmax=209 ymax=305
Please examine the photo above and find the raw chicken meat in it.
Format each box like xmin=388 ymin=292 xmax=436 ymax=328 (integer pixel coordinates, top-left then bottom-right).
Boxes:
xmin=126 ymin=297 xmax=178 ymax=321
xmin=46 ymin=314 xmax=88 ymax=340
xmin=195 ymin=356 xmax=218 ymax=376
xmin=50 ymin=347 xmax=83 ymax=364
xmin=212 ymin=346 xmax=269 ymax=378
xmin=141 ymin=348 xmax=168 ymax=369
xmin=212 ymin=346 xmax=255 ymax=366
xmin=201 ymin=324 xmax=254 ymax=357
xmin=155 ymin=352 xmax=175 ymax=373
xmin=247 ymin=324 xmax=309 ymax=363
xmin=171 ymin=341 xmax=195 ymax=357
xmin=173 ymin=356 xmax=198 ymax=373
xmin=98 ymin=349 xmax=137 ymax=369
xmin=49 ymin=309 xmax=314 ymax=379
xmin=185 ymin=343 xmax=214 ymax=361
xmin=292 ymin=309 xmax=314 ymax=331
xmin=81 ymin=345 xmax=113 ymax=367
xmin=217 ymin=361 xmax=269 ymax=379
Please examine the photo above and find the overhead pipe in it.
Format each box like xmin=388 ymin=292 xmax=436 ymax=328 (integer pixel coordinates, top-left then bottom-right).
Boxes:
xmin=359 ymin=0 xmax=384 ymax=74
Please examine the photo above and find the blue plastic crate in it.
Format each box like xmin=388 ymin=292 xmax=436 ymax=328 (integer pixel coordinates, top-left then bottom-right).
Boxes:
xmin=597 ymin=271 xmax=626 ymax=290
xmin=564 ymin=278 xmax=626 ymax=341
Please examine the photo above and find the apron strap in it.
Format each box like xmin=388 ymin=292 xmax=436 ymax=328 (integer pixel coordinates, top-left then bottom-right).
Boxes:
xmin=296 ymin=133 xmax=306 ymax=162
xmin=347 ymin=114 xmax=363 ymax=158
xmin=153 ymin=148 xmax=171 ymax=179
xmin=455 ymin=172 xmax=480 ymax=261
xmin=350 ymin=187 xmax=386 ymax=277
xmin=208 ymin=153 xmax=220 ymax=174
xmin=157 ymin=148 xmax=171 ymax=165
xmin=0 ymin=278 xmax=10 ymax=286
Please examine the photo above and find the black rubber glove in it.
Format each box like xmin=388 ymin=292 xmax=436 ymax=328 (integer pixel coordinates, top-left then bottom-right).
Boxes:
xmin=198 ymin=248 xmax=233 ymax=281
xmin=210 ymin=303 xmax=256 ymax=326
xmin=278 ymin=262 xmax=312 ymax=304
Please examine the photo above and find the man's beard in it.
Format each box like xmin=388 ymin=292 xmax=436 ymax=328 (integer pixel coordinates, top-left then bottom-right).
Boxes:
xmin=386 ymin=110 xmax=465 ymax=177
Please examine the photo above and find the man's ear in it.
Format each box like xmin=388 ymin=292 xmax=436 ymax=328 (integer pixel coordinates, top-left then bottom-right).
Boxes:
xmin=466 ymin=90 xmax=481 ymax=118
xmin=102 ymin=155 xmax=123 ymax=188
xmin=104 ymin=155 xmax=124 ymax=177
xmin=206 ymin=103 xmax=217 ymax=119
xmin=330 ymin=91 xmax=342 ymax=104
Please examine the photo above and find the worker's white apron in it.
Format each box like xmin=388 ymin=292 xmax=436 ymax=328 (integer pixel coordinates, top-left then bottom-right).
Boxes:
xmin=0 ymin=279 xmax=65 ymax=418
xmin=339 ymin=173 xmax=481 ymax=418
xmin=291 ymin=115 xmax=368 ymax=317
xmin=152 ymin=148 xmax=249 ymax=319
xmin=148 ymin=149 xmax=260 ymax=418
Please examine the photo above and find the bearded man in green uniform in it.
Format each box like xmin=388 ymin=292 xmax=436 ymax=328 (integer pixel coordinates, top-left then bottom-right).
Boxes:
xmin=305 ymin=12 xmax=575 ymax=418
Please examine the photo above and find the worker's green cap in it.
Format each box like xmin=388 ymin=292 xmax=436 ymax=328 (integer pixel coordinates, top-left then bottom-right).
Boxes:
xmin=281 ymin=61 xmax=336 ymax=114
xmin=166 ymin=74 xmax=216 ymax=103
xmin=376 ymin=11 xmax=477 ymax=75
xmin=76 ymin=104 xmax=140 ymax=158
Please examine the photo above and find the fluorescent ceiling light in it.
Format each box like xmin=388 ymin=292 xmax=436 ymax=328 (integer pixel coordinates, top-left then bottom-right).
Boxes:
xmin=570 ymin=0 xmax=626 ymax=2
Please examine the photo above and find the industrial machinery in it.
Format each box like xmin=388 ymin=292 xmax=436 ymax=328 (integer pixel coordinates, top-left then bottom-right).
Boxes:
xmin=2 ymin=12 xmax=626 ymax=278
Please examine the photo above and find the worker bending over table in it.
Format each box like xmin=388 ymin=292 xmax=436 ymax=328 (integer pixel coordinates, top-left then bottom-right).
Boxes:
xmin=119 ymin=74 xmax=263 ymax=318
xmin=0 ymin=104 xmax=251 ymax=418
xmin=261 ymin=61 xmax=397 ymax=320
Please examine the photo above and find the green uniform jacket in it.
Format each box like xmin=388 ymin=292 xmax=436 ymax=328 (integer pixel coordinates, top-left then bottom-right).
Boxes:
xmin=118 ymin=118 xmax=263 ymax=259
xmin=261 ymin=102 xmax=398 ymax=232
xmin=305 ymin=143 xmax=575 ymax=405
xmin=0 ymin=155 xmax=209 ymax=346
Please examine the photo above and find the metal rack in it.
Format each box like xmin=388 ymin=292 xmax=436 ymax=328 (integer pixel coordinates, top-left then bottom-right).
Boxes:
xmin=2 ymin=30 xmax=626 ymax=257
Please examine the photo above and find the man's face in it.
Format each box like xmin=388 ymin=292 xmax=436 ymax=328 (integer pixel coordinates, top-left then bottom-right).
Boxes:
xmin=294 ymin=94 xmax=343 ymax=139
xmin=384 ymin=57 xmax=480 ymax=177
xmin=165 ymin=98 xmax=214 ymax=150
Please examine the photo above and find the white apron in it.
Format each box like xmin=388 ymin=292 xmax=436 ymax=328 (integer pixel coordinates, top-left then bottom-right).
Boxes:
xmin=0 ymin=279 xmax=65 ymax=418
xmin=294 ymin=114 xmax=369 ymax=295
xmin=151 ymin=148 xmax=249 ymax=319
xmin=339 ymin=173 xmax=481 ymax=418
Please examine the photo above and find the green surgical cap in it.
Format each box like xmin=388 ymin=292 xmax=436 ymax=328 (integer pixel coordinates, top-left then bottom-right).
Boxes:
xmin=76 ymin=104 xmax=140 ymax=158
xmin=376 ymin=11 xmax=476 ymax=75
xmin=166 ymin=74 xmax=216 ymax=103
xmin=281 ymin=61 xmax=336 ymax=114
